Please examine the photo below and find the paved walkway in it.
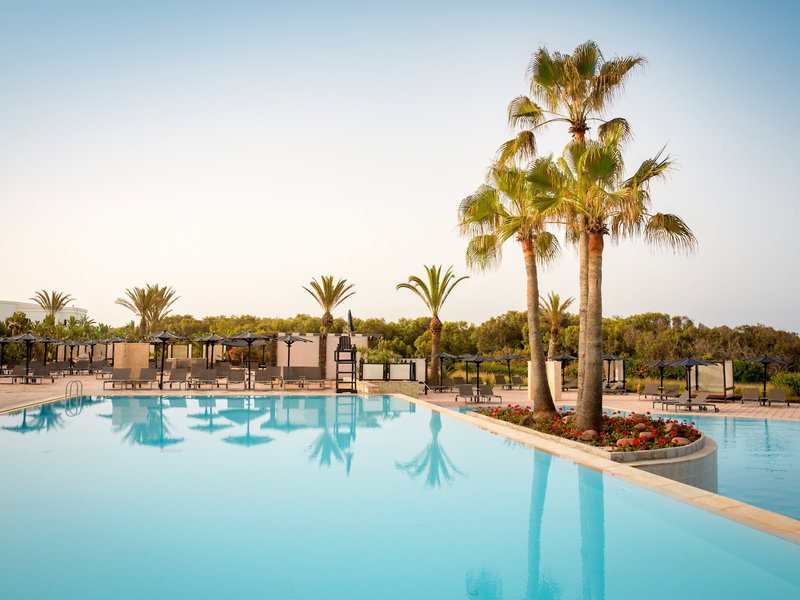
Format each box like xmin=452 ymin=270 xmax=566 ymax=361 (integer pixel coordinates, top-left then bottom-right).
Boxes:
xmin=2 ymin=377 xmax=799 ymax=421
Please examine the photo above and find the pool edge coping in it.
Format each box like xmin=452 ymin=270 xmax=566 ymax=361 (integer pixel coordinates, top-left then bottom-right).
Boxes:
xmin=395 ymin=393 xmax=800 ymax=546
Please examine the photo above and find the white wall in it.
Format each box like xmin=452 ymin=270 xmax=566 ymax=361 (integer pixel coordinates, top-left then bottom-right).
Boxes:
xmin=0 ymin=300 xmax=87 ymax=325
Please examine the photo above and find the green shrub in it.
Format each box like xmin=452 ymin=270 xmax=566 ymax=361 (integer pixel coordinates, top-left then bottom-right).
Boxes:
xmin=770 ymin=372 xmax=800 ymax=397
xmin=733 ymin=360 xmax=765 ymax=383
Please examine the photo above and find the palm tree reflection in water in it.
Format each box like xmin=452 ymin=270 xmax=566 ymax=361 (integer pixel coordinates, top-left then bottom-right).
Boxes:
xmin=579 ymin=467 xmax=605 ymax=600
xmin=117 ymin=399 xmax=184 ymax=448
xmin=32 ymin=404 xmax=64 ymax=433
xmin=396 ymin=412 xmax=464 ymax=487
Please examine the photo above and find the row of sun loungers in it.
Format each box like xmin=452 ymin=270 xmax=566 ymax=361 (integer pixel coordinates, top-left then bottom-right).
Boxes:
xmin=454 ymin=384 xmax=503 ymax=403
xmin=100 ymin=366 xmax=329 ymax=390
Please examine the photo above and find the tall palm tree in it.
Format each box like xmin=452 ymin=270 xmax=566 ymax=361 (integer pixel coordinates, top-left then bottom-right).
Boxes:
xmin=396 ymin=265 xmax=468 ymax=383
xmin=30 ymin=290 xmax=74 ymax=321
xmin=529 ymin=123 xmax=695 ymax=431
xmin=148 ymin=285 xmax=179 ymax=331
xmin=458 ymin=164 xmax=558 ymax=416
xmin=302 ymin=275 xmax=355 ymax=335
xmin=499 ymin=41 xmax=645 ymax=406
xmin=115 ymin=284 xmax=179 ymax=337
xmin=540 ymin=292 xmax=574 ymax=357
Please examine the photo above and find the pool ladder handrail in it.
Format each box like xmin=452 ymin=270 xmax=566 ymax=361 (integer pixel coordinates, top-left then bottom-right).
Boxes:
xmin=64 ymin=380 xmax=83 ymax=417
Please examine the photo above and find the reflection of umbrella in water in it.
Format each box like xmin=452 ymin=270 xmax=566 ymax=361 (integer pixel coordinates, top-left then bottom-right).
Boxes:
xmin=428 ymin=352 xmax=457 ymax=389
xmin=221 ymin=398 xmax=273 ymax=447
xmin=187 ymin=401 xmax=233 ymax=434
xmin=495 ymin=353 xmax=525 ymax=387
xmin=193 ymin=333 xmax=226 ymax=369
xmin=1 ymin=409 xmax=34 ymax=434
xmin=396 ymin=412 xmax=464 ymax=487
xmin=120 ymin=398 xmax=184 ymax=448
xmin=259 ymin=397 xmax=311 ymax=433
xmin=228 ymin=332 xmax=269 ymax=389
xmin=458 ymin=354 xmax=495 ymax=386
xmin=643 ymin=359 xmax=672 ymax=392
xmin=10 ymin=332 xmax=44 ymax=380
xmin=745 ymin=355 xmax=789 ymax=398
xmin=668 ymin=357 xmax=715 ymax=396
xmin=276 ymin=334 xmax=312 ymax=368
xmin=144 ymin=331 xmax=185 ymax=389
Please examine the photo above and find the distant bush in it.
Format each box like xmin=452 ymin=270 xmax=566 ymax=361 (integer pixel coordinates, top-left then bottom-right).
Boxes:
xmin=733 ymin=360 xmax=765 ymax=383
xmin=770 ymin=372 xmax=800 ymax=397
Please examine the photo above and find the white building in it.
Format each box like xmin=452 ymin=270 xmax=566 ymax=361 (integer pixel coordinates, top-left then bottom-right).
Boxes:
xmin=0 ymin=300 xmax=88 ymax=325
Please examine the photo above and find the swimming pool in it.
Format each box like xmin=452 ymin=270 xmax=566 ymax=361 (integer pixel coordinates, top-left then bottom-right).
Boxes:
xmin=1 ymin=395 xmax=799 ymax=599
xmin=667 ymin=414 xmax=800 ymax=520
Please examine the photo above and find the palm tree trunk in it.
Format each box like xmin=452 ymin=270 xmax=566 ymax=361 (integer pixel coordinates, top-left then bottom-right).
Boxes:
xmin=548 ymin=323 xmax=558 ymax=358
xmin=138 ymin=317 xmax=147 ymax=337
xmin=577 ymin=224 xmax=588 ymax=408
xmin=522 ymin=242 xmax=555 ymax=417
xmin=430 ymin=315 xmax=442 ymax=383
xmin=577 ymin=233 xmax=604 ymax=432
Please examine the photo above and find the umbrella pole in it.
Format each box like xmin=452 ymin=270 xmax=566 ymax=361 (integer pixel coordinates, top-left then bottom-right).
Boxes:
xmin=287 ymin=342 xmax=292 ymax=368
xmin=160 ymin=341 xmax=166 ymax=390
xmin=476 ymin=363 xmax=481 ymax=389
xmin=90 ymin=344 xmax=94 ymax=367
xmin=69 ymin=346 xmax=74 ymax=375
xmin=43 ymin=343 xmax=48 ymax=366
xmin=507 ymin=360 xmax=512 ymax=387
xmin=25 ymin=342 xmax=31 ymax=381
xmin=763 ymin=363 xmax=768 ymax=398
xmin=660 ymin=367 xmax=664 ymax=392
xmin=247 ymin=341 xmax=252 ymax=390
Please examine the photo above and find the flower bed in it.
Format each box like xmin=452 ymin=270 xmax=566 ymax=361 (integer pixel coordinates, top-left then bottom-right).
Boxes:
xmin=473 ymin=405 xmax=701 ymax=452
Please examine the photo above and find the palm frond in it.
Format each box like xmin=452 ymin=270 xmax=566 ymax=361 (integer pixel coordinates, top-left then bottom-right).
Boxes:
xmin=644 ymin=213 xmax=696 ymax=253
xmin=496 ymin=130 xmax=537 ymax=166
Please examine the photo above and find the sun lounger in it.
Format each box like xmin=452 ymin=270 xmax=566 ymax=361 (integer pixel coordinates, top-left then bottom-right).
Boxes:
xmin=0 ymin=365 xmax=39 ymax=384
xmin=740 ymin=387 xmax=760 ymax=404
xmin=511 ymin=376 xmax=526 ymax=389
xmin=561 ymin=378 xmax=578 ymax=391
xmin=283 ymin=366 xmax=305 ymax=388
xmin=452 ymin=376 xmax=465 ymax=386
xmin=133 ymin=368 xmax=157 ymax=389
xmin=164 ymin=368 xmax=188 ymax=389
xmin=655 ymin=390 xmax=689 ymax=410
xmin=253 ymin=369 xmax=276 ymax=389
xmin=103 ymin=368 xmax=132 ymax=390
xmin=670 ymin=391 xmax=718 ymax=412
xmin=638 ymin=383 xmax=659 ymax=400
xmin=768 ymin=388 xmax=789 ymax=407
xmin=605 ymin=381 xmax=627 ymax=394
xmin=478 ymin=384 xmax=502 ymax=403
xmin=454 ymin=384 xmax=478 ymax=402
xmin=302 ymin=367 xmax=326 ymax=389
xmin=494 ymin=374 xmax=511 ymax=390
xmin=73 ymin=360 xmax=90 ymax=374
xmin=33 ymin=364 xmax=56 ymax=383
xmin=191 ymin=368 xmax=220 ymax=389
xmin=225 ymin=369 xmax=247 ymax=389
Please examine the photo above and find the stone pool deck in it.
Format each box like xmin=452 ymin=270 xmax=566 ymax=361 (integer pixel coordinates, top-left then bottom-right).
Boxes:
xmin=2 ymin=377 xmax=799 ymax=421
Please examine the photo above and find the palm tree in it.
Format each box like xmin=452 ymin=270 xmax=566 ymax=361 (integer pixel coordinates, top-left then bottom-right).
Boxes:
xmin=529 ymin=124 xmax=695 ymax=431
xmin=499 ymin=41 xmax=645 ymax=406
xmin=540 ymin=292 xmax=574 ymax=357
xmin=302 ymin=275 xmax=355 ymax=335
xmin=396 ymin=265 xmax=468 ymax=383
xmin=148 ymin=285 xmax=179 ymax=330
xmin=115 ymin=284 xmax=179 ymax=337
xmin=458 ymin=164 xmax=558 ymax=416
xmin=30 ymin=290 xmax=74 ymax=321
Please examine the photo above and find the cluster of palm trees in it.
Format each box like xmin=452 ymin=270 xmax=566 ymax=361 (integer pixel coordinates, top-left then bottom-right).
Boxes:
xmin=459 ymin=41 xmax=696 ymax=432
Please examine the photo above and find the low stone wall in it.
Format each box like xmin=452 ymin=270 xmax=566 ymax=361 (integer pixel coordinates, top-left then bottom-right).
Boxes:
xmin=469 ymin=412 xmax=718 ymax=492
xmin=358 ymin=380 xmax=418 ymax=398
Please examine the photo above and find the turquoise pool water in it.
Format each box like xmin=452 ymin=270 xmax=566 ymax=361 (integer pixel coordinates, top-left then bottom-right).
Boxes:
xmin=668 ymin=414 xmax=800 ymax=520
xmin=1 ymin=395 xmax=799 ymax=599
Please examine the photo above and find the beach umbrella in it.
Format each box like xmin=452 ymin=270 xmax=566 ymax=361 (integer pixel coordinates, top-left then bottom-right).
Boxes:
xmin=745 ymin=355 xmax=789 ymax=398
xmin=458 ymin=354 xmax=496 ymax=387
xmin=495 ymin=353 xmax=524 ymax=386
xmin=144 ymin=331 xmax=185 ymax=390
xmin=80 ymin=339 xmax=102 ymax=367
xmin=193 ymin=333 xmax=226 ymax=368
xmin=11 ymin=333 xmax=44 ymax=380
xmin=276 ymin=334 xmax=312 ymax=368
xmin=668 ymin=357 xmax=715 ymax=396
xmin=428 ymin=351 xmax=458 ymax=389
xmin=602 ymin=353 xmax=624 ymax=382
xmin=643 ymin=359 xmax=672 ymax=392
xmin=548 ymin=353 xmax=577 ymax=382
xmin=229 ymin=332 xmax=269 ymax=390
xmin=38 ymin=335 xmax=62 ymax=366
xmin=63 ymin=340 xmax=80 ymax=374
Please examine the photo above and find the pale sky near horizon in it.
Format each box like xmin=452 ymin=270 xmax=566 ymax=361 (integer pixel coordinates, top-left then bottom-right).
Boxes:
xmin=2 ymin=1 xmax=799 ymax=332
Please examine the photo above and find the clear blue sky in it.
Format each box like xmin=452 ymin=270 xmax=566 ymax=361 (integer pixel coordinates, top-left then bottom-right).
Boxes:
xmin=2 ymin=1 xmax=798 ymax=332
